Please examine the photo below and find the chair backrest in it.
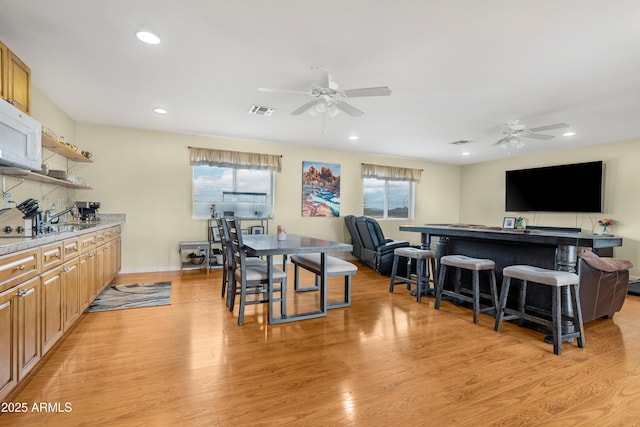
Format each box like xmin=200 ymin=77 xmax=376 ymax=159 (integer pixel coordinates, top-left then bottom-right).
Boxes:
xmin=225 ymin=218 xmax=245 ymax=272
xmin=216 ymin=218 xmax=230 ymax=266
xmin=344 ymin=215 xmax=363 ymax=257
xmin=355 ymin=216 xmax=387 ymax=250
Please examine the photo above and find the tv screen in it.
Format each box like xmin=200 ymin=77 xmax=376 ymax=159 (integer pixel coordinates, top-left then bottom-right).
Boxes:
xmin=505 ymin=161 xmax=603 ymax=212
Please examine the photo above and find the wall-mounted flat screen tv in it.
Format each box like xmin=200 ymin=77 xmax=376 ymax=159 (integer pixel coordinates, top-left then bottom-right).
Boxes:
xmin=505 ymin=161 xmax=603 ymax=212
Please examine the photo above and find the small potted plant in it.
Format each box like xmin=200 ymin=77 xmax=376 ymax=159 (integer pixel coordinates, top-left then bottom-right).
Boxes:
xmin=187 ymin=252 xmax=206 ymax=265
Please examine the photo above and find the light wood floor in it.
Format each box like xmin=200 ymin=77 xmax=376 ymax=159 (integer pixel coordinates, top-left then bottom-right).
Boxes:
xmin=3 ymin=263 xmax=640 ymax=426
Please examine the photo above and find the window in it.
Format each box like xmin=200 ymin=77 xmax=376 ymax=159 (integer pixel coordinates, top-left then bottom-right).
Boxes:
xmin=192 ymin=165 xmax=274 ymax=219
xmin=363 ymin=177 xmax=414 ymax=219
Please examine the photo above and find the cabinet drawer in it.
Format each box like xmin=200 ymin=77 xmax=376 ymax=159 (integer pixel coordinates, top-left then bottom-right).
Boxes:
xmin=41 ymin=241 xmax=64 ymax=270
xmin=0 ymin=248 xmax=40 ymax=294
xmin=111 ymin=226 xmax=121 ymax=238
xmin=80 ymin=232 xmax=97 ymax=253
xmin=63 ymin=237 xmax=81 ymax=261
xmin=96 ymin=229 xmax=113 ymax=245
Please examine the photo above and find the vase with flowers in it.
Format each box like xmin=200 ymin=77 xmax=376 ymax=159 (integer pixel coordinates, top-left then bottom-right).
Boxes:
xmin=597 ymin=218 xmax=614 ymax=235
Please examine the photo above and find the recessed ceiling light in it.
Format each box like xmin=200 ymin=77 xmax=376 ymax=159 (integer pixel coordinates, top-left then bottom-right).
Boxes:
xmin=562 ymin=131 xmax=576 ymax=137
xmin=461 ymin=151 xmax=471 ymax=156
xmin=348 ymin=135 xmax=359 ymax=141
xmin=152 ymin=107 xmax=168 ymax=115
xmin=136 ymin=31 xmax=160 ymax=45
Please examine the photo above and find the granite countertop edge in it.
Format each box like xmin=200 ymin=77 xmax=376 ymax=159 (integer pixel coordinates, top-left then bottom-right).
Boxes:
xmin=0 ymin=214 xmax=126 ymax=256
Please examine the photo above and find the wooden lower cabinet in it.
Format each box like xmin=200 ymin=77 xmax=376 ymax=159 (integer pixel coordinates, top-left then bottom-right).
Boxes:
xmin=16 ymin=277 xmax=40 ymax=381
xmin=79 ymin=251 xmax=96 ymax=311
xmin=62 ymin=258 xmax=80 ymax=332
xmin=40 ymin=267 xmax=64 ymax=356
xmin=0 ymin=287 xmax=17 ymax=401
xmin=0 ymin=224 xmax=122 ymax=399
xmin=0 ymin=276 xmax=40 ymax=401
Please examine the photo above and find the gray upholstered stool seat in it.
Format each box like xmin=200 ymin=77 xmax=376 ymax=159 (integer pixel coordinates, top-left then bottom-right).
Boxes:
xmin=435 ymin=255 xmax=499 ymax=324
xmin=494 ymin=265 xmax=585 ymax=356
xmin=291 ymin=254 xmax=357 ymax=309
xmin=389 ymin=247 xmax=436 ymax=303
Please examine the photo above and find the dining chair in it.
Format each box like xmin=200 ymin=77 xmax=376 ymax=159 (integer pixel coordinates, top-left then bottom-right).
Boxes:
xmin=220 ymin=218 xmax=268 ymax=310
xmin=214 ymin=218 xmax=230 ymax=301
xmin=226 ymin=218 xmax=287 ymax=325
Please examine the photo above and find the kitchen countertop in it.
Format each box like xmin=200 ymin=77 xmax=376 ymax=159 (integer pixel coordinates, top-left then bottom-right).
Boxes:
xmin=0 ymin=214 xmax=126 ymax=256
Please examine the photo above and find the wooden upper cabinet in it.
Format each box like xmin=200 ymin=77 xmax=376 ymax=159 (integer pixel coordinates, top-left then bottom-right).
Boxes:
xmin=0 ymin=40 xmax=31 ymax=115
xmin=0 ymin=40 xmax=7 ymax=101
xmin=7 ymin=50 xmax=30 ymax=115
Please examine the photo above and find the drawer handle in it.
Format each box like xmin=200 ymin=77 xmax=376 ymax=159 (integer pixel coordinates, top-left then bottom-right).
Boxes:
xmin=15 ymin=264 xmax=26 ymax=271
xmin=89 ymin=254 xmax=95 ymax=258
xmin=18 ymin=288 xmax=35 ymax=298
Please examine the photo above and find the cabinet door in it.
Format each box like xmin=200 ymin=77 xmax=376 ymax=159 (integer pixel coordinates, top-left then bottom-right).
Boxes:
xmin=0 ymin=288 xmax=17 ymax=401
xmin=41 ymin=268 xmax=63 ymax=356
xmin=79 ymin=252 xmax=96 ymax=310
xmin=102 ymin=243 xmax=112 ymax=287
xmin=62 ymin=259 xmax=80 ymax=331
xmin=6 ymin=49 xmax=30 ymax=114
xmin=17 ymin=277 xmax=40 ymax=380
xmin=0 ymin=40 xmax=7 ymax=101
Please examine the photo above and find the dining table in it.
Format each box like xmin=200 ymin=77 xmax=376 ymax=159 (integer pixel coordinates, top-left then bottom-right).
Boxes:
xmin=241 ymin=233 xmax=352 ymax=324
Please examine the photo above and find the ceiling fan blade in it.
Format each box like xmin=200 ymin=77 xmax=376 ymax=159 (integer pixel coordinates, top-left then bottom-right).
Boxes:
xmin=525 ymin=133 xmax=555 ymax=140
xmin=291 ymin=100 xmax=319 ymax=115
xmin=492 ymin=137 xmax=508 ymax=146
xmin=343 ymin=87 xmax=392 ymax=97
xmin=334 ymin=102 xmax=364 ymax=117
xmin=528 ymin=122 xmax=569 ymax=133
xmin=258 ymin=87 xmax=309 ymax=96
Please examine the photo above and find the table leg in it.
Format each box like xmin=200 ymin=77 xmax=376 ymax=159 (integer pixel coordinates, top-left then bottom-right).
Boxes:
xmin=320 ymin=253 xmax=327 ymax=313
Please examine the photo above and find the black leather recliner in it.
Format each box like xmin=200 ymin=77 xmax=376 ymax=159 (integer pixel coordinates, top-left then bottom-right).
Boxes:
xmin=344 ymin=215 xmax=363 ymax=260
xmin=354 ymin=216 xmax=411 ymax=275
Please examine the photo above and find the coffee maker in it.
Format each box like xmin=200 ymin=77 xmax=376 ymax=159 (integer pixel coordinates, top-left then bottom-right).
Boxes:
xmin=75 ymin=201 xmax=100 ymax=221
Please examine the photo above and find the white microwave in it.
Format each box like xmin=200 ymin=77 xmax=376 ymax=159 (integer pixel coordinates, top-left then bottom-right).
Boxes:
xmin=0 ymin=100 xmax=42 ymax=171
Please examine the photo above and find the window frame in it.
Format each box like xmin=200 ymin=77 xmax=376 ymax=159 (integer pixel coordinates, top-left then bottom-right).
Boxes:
xmin=363 ymin=177 xmax=415 ymax=220
xmin=192 ymin=165 xmax=275 ymax=220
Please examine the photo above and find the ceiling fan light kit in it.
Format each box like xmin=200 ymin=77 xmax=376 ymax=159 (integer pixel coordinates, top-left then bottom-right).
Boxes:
xmin=493 ymin=120 xmax=570 ymax=149
xmin=260 ymin=67 xmax=391 ymax=118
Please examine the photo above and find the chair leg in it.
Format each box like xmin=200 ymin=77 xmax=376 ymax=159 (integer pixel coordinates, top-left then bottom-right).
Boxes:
xmin=238 ymin=280 xmax=247 ymax=326
xmin=389 ymin=254 xmax=400 ymax=293
xmin=552 ymin=286 xmax=562 ymax=356
xmin=472 ymin=270 xmax=480 ymax=324
xmin=489 ymin=269 xmax=499 ymax=312
xmin=221 ymin=266 xmax=227 ymax=299
xmin=416 ymin=258 xmax=424 ymax=303
xmin=570 ymin=284 xmax=586 ymax=349
xmin=494 ymin=277 xmax=512 ymax=332
xmin=453 ymin=268 xmax=461 ymax=304
xmin=435 ymin=264 xmax=448 ymax=310
xmin=228 ymin=273 xmax=237 ymax=311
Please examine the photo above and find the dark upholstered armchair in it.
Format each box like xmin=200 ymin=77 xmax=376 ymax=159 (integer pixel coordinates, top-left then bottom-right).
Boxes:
xmin=354 ymin=216 xmax=411 ymax=275
xmin=578 ymin=248 xmax=634 ymax=322
xmin=344 ymin=215 xmax=363 ymax=260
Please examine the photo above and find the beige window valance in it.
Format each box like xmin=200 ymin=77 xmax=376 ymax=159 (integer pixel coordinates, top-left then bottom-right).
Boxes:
xmin=361 ymin=163 xmax=422 ymax=182
xmin=189 ymin=146 xmax=282 ymax=172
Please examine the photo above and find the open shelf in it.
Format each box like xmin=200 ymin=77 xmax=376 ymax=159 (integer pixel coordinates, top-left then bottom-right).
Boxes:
xmin=0 ymin=167 xmax=92 ymax=189
xmin=41 ymin=132 xmax=92 ymax=163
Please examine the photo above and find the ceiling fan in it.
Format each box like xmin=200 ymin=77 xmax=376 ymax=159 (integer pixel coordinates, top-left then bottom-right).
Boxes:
xmin=493 ymin=120 xmax=570 ymax=149
xmin=258 ymin=67 xmax=391 ymax=117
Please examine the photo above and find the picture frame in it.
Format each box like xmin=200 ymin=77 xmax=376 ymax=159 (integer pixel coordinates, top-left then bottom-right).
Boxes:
xmin=502 ymin=216 xmax=516 ymax=229
xmin=241 ymin=228 xmax=249 ymax=235
xmin=251 ymin=225 xmax=264 ymax=235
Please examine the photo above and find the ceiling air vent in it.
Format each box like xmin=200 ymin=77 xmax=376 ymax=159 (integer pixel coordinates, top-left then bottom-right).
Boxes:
xmin=248 ymin=105 xmax=275 ymax=116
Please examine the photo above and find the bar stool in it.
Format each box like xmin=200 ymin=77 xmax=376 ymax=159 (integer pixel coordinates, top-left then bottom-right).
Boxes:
xmin=389 ymin=247 xmax=436 ymax=302
xmin=434 ymin=255 xmax=499 ymax=324
xmin=494 ymin=265 xmax=585 ymax=356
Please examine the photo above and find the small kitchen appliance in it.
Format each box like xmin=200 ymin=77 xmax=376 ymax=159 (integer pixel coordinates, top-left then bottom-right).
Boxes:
xmin=75 ymin=201 xmax=100 ymax=221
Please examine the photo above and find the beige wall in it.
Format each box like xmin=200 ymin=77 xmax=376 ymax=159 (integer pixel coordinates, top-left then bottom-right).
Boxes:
xmin=31 ymin=87 xmax=638 ymax=276
xmin=71 ymin=124 xmax=460 ymax=272
xmin=459 ymin=140 xmax=640 ymax=275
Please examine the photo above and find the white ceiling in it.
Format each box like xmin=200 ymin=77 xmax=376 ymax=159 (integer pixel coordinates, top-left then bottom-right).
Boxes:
xmin=1 ymin=0 xmax=639 ymax=165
